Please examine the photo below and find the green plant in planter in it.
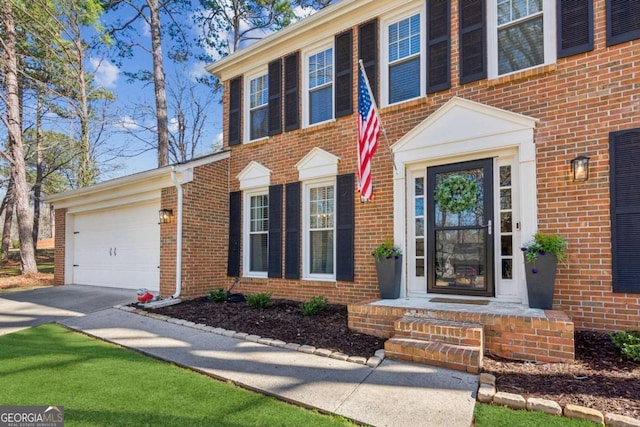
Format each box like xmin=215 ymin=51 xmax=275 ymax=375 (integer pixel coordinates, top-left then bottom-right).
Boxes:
xmin=521 ymin=232 xmax=568 ymax=273
xmin=372 ymin=238 xmax=401 ymax=261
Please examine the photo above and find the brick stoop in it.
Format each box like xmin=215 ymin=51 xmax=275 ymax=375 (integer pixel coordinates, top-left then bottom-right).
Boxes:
xmin=384 ymin=316 xmax=484 ymax=373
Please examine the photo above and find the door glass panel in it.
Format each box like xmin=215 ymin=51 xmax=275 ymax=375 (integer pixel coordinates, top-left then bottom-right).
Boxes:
xmin=434 ymin=229 xmax=486 ymax=289
xmin=434 ymin=168 xmax=485 ymax=227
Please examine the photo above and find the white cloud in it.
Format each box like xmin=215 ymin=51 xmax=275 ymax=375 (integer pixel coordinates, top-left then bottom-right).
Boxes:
xmin=168 ymin=117 xmax=179 ymax=134
xmin=141 ymin=20 xmax=151 ymax=38
xmin=90 ymin=58 xmax=120 ymax=89
xmin=115 ymin=115 xmax=142 ymax=131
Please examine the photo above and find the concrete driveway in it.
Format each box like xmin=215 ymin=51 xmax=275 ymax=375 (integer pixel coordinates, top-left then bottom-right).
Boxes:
xmin=0 ymin=285 xmax=136 ymax=335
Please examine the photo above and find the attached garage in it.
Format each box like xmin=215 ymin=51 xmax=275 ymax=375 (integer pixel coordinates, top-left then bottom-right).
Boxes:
xmin=47 ymin=167 xmax=175 ymax=291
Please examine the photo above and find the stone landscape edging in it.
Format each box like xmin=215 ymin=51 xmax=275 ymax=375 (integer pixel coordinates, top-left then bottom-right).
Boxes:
xmin=118 ymin=305 xmax=640 ymax=426
xmin=478 ymin=373 xmax=640 ymax=427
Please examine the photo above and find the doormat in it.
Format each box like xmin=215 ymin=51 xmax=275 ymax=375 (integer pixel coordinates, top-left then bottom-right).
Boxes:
xmin=429 ymin=298 xmax=489 ymax=305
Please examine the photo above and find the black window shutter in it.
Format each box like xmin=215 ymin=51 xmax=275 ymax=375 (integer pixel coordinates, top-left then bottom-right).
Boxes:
xmin=336 ymin=174 xmax=355 ymax=282
xmin=611 ymin=129 xmax=640 ymax=293
xmin=228 ymin=77 xmax=242 ymax=146
xmin=285 ymin=182 xmax=301 ymax=279
xmin=459 ymin=0 xmax=486 ymax=84
xmin=427 ymin=0 xmax=451 ymax=93
xmin=358 ymin=19 xmax=378 ymax=102
xmin=268 ymin=185 xmax=283 ymax=278
xmin=557 ymin=0 xmax=593 ymax=58
xmin=227 ymin=191 xmax=241 ymax=277
xmin=335 ymin=30 xmax=353 ymax=118
xmin=284 ymin=52 xmax=300 ymax=131
xmin=268 ymin=59 xmax=282 ymax=136
xmin=607 ymin=0 xmax=640 ymax=46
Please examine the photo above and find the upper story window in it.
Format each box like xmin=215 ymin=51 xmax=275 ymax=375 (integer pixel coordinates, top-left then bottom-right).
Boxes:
xmin=387 ymin=12 xmax=422 ymax=104
xmin=248 ymin=73 xmax=268 ymax=141
xmin=307 ymin=47 xmax=334 ymax=126
xmin=489 ymin=0 xmax=555 ymax=78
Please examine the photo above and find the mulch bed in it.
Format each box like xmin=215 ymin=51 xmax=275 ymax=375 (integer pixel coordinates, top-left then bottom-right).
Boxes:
xmin=147 ymin=297 xmax=386 ymax=358
xmin=146 ymin=297 xmax=640 ymax=419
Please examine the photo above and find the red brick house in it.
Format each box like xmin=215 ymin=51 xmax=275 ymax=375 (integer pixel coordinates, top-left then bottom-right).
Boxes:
xmin=51 ymin=0 xmax=640 ymax=370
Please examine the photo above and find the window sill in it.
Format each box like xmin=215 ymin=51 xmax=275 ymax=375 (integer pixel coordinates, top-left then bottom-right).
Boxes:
xmin=243 ymin=273 xmax=268 ymax=280
xmin=302 ymin=277 xmax=337 ymax=285
xmin=487 ymin=64 xmax=557 ymax=88
xmin=243 ymin=137 xmax=269 ymax=147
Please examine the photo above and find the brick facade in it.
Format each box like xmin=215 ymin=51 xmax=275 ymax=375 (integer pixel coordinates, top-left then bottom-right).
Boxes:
xmin=212 ymin=0 xmax=640 ymax=332
xmin=53 ymin=208 xmax=66 ymax=286
xmin=159 ymin=158 xmax=231 ymax=298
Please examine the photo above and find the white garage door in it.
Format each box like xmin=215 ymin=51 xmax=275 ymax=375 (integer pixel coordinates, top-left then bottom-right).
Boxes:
xmin=71 ymin=202 xmax=160 ymax=290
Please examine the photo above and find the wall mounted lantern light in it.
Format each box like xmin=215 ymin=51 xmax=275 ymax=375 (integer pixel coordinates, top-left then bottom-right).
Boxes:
xmin=159 ymin=208 xmax=174 ymax=224
xmin=571 ymin=156 xmax=590 ymax=182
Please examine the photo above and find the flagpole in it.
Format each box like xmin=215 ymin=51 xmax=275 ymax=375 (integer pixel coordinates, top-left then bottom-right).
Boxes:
xmin=358 ymin=60 xmax=397 ymax=173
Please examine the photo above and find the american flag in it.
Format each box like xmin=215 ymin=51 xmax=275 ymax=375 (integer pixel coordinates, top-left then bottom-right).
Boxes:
xmin=357 ymin=66 xmax=380 ymax=203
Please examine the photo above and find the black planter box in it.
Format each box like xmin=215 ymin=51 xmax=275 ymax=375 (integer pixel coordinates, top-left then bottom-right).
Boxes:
xmin=525 ymin=253 xmax=558 ymax=309
xmin=375 ymin=255 xmax=402 ymax=299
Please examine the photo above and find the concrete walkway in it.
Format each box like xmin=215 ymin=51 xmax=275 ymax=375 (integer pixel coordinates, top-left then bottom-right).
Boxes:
xmin=61 ymin=308 xmax=478 ymax=427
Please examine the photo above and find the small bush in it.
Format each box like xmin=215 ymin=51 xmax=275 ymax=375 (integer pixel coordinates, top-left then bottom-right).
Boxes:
xmin=208 ymin=288 xmax=227 ymax=303
xmin=11 ymin=240 xmax=19 ymax=250
xmin=299 ymin=296 xmax=328 ymax=316
xmin=610 ymin=330 xmax=640 ymax=362
xmin=246 ymin=292 xmax=273 ymax=309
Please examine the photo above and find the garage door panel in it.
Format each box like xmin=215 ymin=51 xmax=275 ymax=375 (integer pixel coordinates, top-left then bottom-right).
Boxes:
xmin=71 ymin=202 xmax=160 ymax=290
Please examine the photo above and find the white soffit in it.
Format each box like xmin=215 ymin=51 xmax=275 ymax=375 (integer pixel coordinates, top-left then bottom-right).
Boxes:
xmin=296 ymin=147 xmax=340 ymax=181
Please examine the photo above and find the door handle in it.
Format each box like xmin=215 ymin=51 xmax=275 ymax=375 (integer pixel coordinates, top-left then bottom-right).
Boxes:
xmin=109 ymin=248 xmax=112 ymax=256
xmin=486 ymin=220 xmax=492 ymax=235
xmin=114 ymin=247 xmax=117 ymax=256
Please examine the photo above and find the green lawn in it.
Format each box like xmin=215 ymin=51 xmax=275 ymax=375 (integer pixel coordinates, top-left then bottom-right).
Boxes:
xmin=0 ymin=249 xmax=54 ymax=275
xmin=0 ymin=324 xmax=355 ymax=427
xmin=474 ymin=403 xmax=599 ymax=427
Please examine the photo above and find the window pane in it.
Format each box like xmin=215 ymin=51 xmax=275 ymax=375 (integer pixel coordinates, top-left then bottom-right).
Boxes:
xmin=309 ymin=49 xmax=333 ymax=89
xmin=500 ymin=189 xmax=512 ymax=210
xmin=250 ymin=106 xmax=268 ymax=140
xmin=310 ymin=230 xmax=333 ymax=274
xmin=502 ymin=259 xmax=513 ymax=279
xmin=501 ymin=235 xmax=513 ymax=256
xmin=500 ymin=165 xmax=511 ymax=186
xmin=498 ymin=16 xmax=544 ymax=74
xmin=389 ymin=57 xmax=420 ymax=104
xmin=389 ymin=14 xmax=421 ymax=63
xmin=250 ymin=234 xmax=268 ymax=272
xmin=250 ymin=75 xmax=268 ymax=109
xmin=416 ymin=258 xmax=424 ymax=277
xmin=310 ymin=85 xmax=332 ymax=124
xmin=415 ymin=177 xmax=424 ymax=196
xmin=416 ymin=238 xmax=424 ymax=257
xmin=501 ymin=212 xmax=512 ymax=233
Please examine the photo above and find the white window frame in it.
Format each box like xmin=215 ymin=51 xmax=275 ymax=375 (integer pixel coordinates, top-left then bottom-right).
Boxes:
xmin=487 ymin=0 xmax=556 ymax=79
xmin=244 ymin=68 xmax=269 ymax=143
xmin=243 ymin=189 xmax=269 ymax=278
xmin=381 ymin=4 xmax=425 ymax=107
xmin=302 ymin=41 xmax=334 ymax=128
xmin=302 ymin=178 xmax=336 ymax=281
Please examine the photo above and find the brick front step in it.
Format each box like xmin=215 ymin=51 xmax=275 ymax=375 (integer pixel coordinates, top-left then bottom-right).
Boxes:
xmin=385 ymin=336 xmax=482 ymax=373
xmin=394 ymin=316 xmax=484 ymax=347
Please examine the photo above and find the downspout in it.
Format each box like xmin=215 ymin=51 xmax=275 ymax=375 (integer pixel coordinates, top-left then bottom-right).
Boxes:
xmin=170 ymin=167 xmax=183 ymax=299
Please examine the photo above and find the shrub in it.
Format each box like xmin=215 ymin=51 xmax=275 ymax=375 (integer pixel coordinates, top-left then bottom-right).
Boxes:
xmin=299 ymin=296 xmax=328 ymax=316
xmin=208 ymin=288 xmax=227 ymax=303
xmin=11 ymin=240 xmax=19 ymax=250
xmin=246 ymin=292 xmax=273 ymax=309
xmin=610 ymin=330 xmax=640 ymax=362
